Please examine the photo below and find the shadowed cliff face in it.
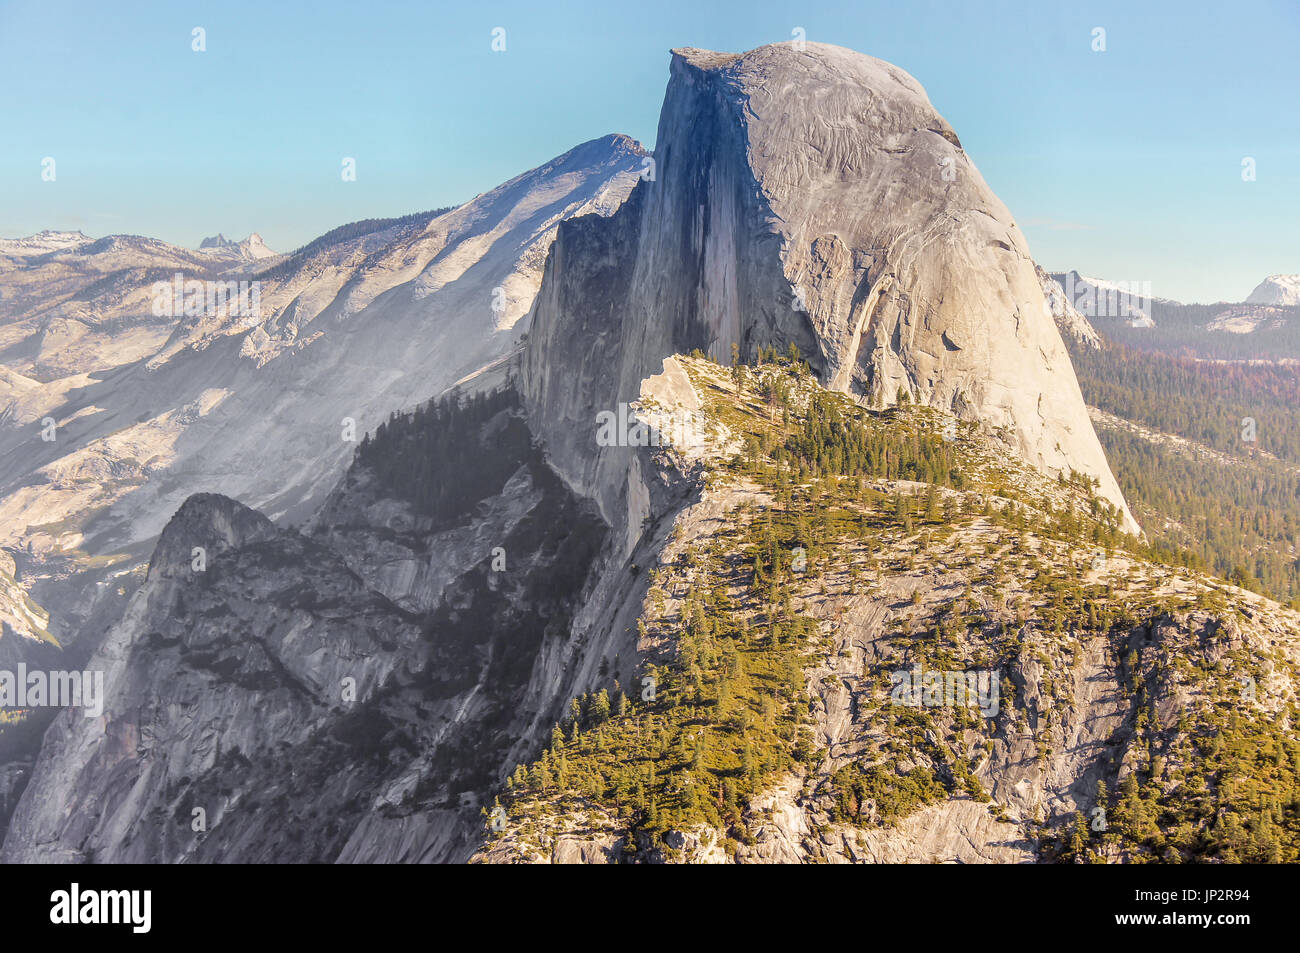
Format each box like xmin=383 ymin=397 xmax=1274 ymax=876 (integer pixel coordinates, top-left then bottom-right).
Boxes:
xmin=524 ymin=43 xmax=1136 ymax=534
xmin=0 ymin=396 xmax=617 ymax=863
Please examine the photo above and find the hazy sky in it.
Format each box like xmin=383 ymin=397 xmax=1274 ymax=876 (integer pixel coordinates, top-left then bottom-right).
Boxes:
xmin=1 ymin=0 xmax=1296 ymax=303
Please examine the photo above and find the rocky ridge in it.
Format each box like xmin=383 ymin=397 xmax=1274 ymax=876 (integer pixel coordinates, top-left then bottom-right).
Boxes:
xmin=0 ymin=134 xmax=645 ymax=663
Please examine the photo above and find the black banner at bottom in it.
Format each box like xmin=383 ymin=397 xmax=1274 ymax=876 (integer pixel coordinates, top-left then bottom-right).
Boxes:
xmin=0 ymin=862 xmax=1282 ymax=940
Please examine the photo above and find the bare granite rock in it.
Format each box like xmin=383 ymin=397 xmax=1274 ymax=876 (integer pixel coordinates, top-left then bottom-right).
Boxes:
xmin=525 ymin=43 xmax=1137 ymax=534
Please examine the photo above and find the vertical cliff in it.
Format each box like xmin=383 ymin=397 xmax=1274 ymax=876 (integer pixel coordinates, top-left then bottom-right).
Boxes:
xmin=523 ymin=43 xmax=1136 ymax=534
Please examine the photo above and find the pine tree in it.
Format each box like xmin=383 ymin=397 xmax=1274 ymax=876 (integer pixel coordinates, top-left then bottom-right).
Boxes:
xmin=591 ymin=689 xmax=611 ymax=725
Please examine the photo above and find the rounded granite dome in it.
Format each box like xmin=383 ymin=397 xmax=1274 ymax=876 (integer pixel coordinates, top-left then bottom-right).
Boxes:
xmin=526 ymin=41 xmax=1138 ymax=533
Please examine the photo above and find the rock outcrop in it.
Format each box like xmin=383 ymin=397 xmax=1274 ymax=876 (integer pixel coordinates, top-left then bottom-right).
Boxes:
xmin=196 ymin=232 xmax=277 ymax=261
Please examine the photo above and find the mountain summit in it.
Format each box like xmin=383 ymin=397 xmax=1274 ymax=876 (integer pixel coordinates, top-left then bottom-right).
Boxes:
xmin=198 ymin=232 xmax=277 ymax=260
xmin=526 ymin=42 xmax=1137 ymax=533
xmin=1246 ymin=274 xmax=1300 ymax=306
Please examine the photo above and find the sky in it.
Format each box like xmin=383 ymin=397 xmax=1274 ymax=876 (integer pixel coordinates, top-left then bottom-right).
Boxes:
xmin=1 ymin=0 xmax=1296 ymax=303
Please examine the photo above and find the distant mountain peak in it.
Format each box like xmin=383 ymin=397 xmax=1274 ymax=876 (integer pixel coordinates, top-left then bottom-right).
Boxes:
xmin=1246 ymin=274 xmax=1300 ymax=306
xmin=0 ymin=229 xmax=92 ymax=255
xmin=601 ymin=133 xmax=645 ymax=156
xmin=198 ymin=232 xmax=277 ymax=259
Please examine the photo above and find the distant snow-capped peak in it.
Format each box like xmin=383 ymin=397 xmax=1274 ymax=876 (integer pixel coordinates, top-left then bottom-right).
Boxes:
xmin=0 ymin=229 xmax=92 ymax=255
xmin=1246 ymin=274 xmax=1300 ymax=306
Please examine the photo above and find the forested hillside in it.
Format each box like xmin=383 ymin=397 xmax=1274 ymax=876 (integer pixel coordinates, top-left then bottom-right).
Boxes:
xmin=477 ymin=354 xmax=1300 ymax=864
xmin=1071 ymin=340 xmax=1300 ymax=606
xmin=1098 ymin=301 xmax=1300 ymax=361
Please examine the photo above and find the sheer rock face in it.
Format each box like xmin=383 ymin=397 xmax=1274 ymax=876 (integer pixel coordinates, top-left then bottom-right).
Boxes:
xmin=0 ymin=494 xmax=422 ymax=863
xmin=0 ymin=404 xmax=636 ymax=863
xmin=524 ymin=43 xmax=1136 ymax=534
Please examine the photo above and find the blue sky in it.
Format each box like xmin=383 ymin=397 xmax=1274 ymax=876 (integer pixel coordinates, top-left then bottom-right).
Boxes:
xmin=1 ymin=0 xmax=1296 ymax=303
